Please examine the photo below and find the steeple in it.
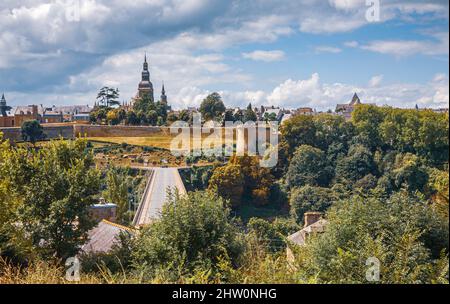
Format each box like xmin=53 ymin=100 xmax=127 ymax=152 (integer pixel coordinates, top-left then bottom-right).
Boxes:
xmin=161 ymin=82 xmax=167 ymax=105
xmin=137 ymin=53 xmax=154 ymax=101
xmin=0 ymin=93 xmax=10 ymax=117
xmin=350 ymin=93 xmax=361 ymax=105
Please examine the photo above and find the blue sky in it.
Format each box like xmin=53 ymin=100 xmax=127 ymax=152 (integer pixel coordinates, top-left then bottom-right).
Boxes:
xmin=0 ymin=0 xmax=448 ymax=110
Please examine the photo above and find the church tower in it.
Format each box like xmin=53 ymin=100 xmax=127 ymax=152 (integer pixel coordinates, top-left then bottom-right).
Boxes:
xmin=0 ymin=94 xmax=9 ymax=117
xmin=160 ymin=83 xmax=167 ymax=105
xmin=137 ymin=54 xmax=154 ymax=102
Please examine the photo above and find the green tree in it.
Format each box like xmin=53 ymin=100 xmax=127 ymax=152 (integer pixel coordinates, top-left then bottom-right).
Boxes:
xmin=280 ymin=115 xmax=317 ymax=156
xmin=335 ymin=144 xmax=377 ymax=183
xmin=146 ymin=110 xmax=158 ymax=126
xmin=21 ymin=120 xmax=44 ymax=145
xmin=103 ymin=167 xmax=130 ymax=225
xmin=131 ymin=191 xmax=245 ymax=279
xmin=208 ymin=165 xmax=244 ymax=207
xmin=247 ymin=217 xmax=299 ymax=252
xmin=125 ymin=111 xmax=139 ymax=125
xmin=6 ymin=139 xmax=101 ymax=260
xmin=243 ymin=103 xmax=257 ymax=122
xmin=96 ymin=87 xmax=120 ymax=107
xmin=199 ymin=92 xmax=226 ymax=121
xmin=289 ymin=185 xmax=337 ymax=225
xmin=294 ymin=192 xmax=449 ymax=283
xmin=285 ymin=145 xmax=332 ymax=189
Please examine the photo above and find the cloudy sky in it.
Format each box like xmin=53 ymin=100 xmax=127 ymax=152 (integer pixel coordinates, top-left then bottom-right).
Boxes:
xmin=0 ymin=0 xmax=448 ymax=110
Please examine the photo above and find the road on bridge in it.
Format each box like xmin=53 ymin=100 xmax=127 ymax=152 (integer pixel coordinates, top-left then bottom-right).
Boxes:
xmin=133 ymin=167 xmax=186 ymax=227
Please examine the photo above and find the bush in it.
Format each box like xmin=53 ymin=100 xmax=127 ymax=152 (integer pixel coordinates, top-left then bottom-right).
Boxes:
xmin=131 ymin=191 xmax=245 ymax=280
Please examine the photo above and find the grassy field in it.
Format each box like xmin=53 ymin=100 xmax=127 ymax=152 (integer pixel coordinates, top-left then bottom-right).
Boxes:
xmin=87 ymin=134 xmax=234 ymax=150
xmin=87 ymin=136 xmax=177 ymax=149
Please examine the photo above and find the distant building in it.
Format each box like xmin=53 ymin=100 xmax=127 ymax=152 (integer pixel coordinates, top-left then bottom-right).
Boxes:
xmin=81 ymin=220 xmax=135 ymax=254
xmin=286 ymin=212 xmax=328 ymax=263
xmin=335 ymin=93 xmax=375 ymax=120
xmin=295 ymin=107 xmax=315 ymax=115
xmin=258 ymin=106 xmax=284 ymax=122
xmin=89 ymin=198 xmax=118 ymax=223
xmin=42 ymin=107 xmax=63 ymax=123
xmin=14 ymin=105 xmax=42 ymax=126
xmin=53 ymin=105 xmax=93 ymax=122
xmin=130 ymin=55 xmax=170 ymax=112
xmin=0 ymin=94 xmax=15 ymax=127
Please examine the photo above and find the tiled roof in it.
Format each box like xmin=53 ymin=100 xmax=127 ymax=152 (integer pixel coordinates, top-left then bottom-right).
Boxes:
xmin=287 ymin=219 xmax=328 ymax=246
xmin=81 ymin=220 xmax=134 ymax=254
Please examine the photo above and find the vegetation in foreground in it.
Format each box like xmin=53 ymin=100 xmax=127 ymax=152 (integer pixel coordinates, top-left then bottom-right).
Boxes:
xmin=1 ymin=105 xmax=449 ymax=284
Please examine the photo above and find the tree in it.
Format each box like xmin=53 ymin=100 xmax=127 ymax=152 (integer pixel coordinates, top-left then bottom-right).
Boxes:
xmin=391 ymin=153 xmax=428 ymax=193
xmin=21 ymin=120 xmax=44 ymax=145
xmin=285 ymin=145 xmax=332 ymax=189
xmin=229 ymin=155 xmax=274 ymax=205
xmin=208 ymin=165 xmax=244 ymax=207
xmin=352 ymin=104 xmax=385 ymax=150
xmin=125 ymin=111 xmax=139 ymax=125
xmin=294 ymin=192 xmax=449 ymax=283
xmin=5 ymin=139 xmax=101 ymax=260
xmin=243 ymin=103 xmax=257 ymax=122
xmin=131 ymin=191 xmax=245 ymax=278
xmin=106 ymin=109 xmax=120 ymax=125
xmin=263 ymin=112 xmax=277 ymax=123
xmin=248 ymin=217 xmax=299 ymax=252
xmin=96 ymin=87 xmax=120 ymax=107
xmin=224 ymin=109 xmax=235 ymax=123
xmin=280 ymin=114 xmax=317 ymax=156
xmin=146 ymin=110 xmax=158 ymax=126
xmin=103 ymin=167 xmax=130 ymax=225
xmin=335 ymin=144 xmax=377 ymax=183
xmin=289 ymin=185 xmax=337 ymax=224
xmin=90 ymin=107 xmax=108 ymax=124
xmin=199 ymin=92 xmax=225 ymax=121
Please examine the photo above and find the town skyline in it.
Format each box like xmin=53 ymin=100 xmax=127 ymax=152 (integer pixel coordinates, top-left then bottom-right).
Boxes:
xmin=0 ymin=1 xmax=448 ymax=111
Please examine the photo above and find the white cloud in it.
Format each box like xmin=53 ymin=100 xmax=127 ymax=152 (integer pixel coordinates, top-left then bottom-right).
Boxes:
xmin=369 ymin=75 xmax=383 ymax=87
xmin=315 ymin=46 xmax=342 ymax=54
xmin=329 ymin=0 xmax=365 ymax=11
xmin=361 ymin=32 xmax=449 ymax=56
xmin=242 ymin=50 xmax=286 ymax=62
xmin=344 ymin=40 xmax=359 ymax=48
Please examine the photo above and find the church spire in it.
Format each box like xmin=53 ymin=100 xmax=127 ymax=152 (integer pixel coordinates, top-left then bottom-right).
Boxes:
xmin=161 ymin=82 xmax=167 ymax=105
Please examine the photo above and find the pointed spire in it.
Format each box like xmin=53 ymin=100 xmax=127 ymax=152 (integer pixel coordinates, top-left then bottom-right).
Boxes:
xmin=162 ymin=81 xmax=166 ymax=94
xmin=350 ymin=92 xmax=360 ymax=105
xmin=144 ymin=52 xmax=147 ymax=63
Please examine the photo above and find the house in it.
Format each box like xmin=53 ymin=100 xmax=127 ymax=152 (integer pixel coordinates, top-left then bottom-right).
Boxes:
xmin=286 ymin=212 xmax=328 ymax=263
xmin=53 ymin=105 xmax=93 ymax=122
xmin=295 ymin=107 xmax=315 ymax=115
xmin=0 ymin=94 xmax=15 ymax=127
xmin=81 ymin=220 xmax=134 ymax=254
xmin=42 ymin=107 xmax=63 ymax=123
xmin=259 ymin=106 xmax=284 ymax=122
xmin=335 ymin=93 xmax=375 ymax=120
xmin=14 ymin=105 xmax=42 ymax=126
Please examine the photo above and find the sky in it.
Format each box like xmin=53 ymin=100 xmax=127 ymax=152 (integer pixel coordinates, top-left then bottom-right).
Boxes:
xmin=0 ymin=0 xmax=448 ymax=111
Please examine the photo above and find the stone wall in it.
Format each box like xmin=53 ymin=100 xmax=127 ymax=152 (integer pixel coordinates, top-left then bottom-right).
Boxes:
xmin=0 ymin=125 xmax=74 ymax=142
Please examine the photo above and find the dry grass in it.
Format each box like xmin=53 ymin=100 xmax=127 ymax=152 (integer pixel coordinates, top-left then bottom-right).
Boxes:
xmin=0 ymin=258 xmax=103 ymax=284
xmin=87 ymin=134 xmax=234 ymax=150
xmin=87 ymin=136 xmax=176 ymax=149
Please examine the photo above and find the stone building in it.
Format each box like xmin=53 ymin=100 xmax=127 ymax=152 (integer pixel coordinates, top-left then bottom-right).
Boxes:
xmin=335 ymin=93 xmax=375 ymax=120
xmin=0 ymin=94 xmax=15 ymax=127
xmin=132 ymin=55 xmax=169 ymax=109
xmin=14 ymin=105 xmax=42 ymax=126
xmin=286 ymin=212 xmax=328 ymax=263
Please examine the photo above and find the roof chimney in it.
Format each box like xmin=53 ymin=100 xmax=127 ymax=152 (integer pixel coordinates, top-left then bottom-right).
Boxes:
xmin=304 ymin=212 xmax=322 ymax=228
